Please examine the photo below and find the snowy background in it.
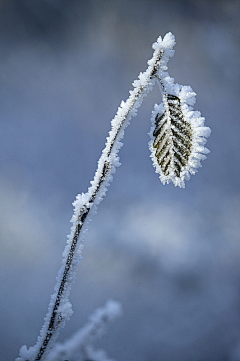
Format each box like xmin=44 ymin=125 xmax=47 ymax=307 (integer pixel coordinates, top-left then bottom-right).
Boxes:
xmin=0 ymin=0 xmax=240 ymax=360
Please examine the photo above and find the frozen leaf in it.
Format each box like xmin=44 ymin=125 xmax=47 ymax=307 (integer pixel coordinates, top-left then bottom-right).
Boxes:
xmin=149 ymin=88 xmax=211 ymax=188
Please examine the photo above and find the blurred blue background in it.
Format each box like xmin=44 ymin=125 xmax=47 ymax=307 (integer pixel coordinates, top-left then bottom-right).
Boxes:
xmin=0 ymin=1 xmax=240 ymax=360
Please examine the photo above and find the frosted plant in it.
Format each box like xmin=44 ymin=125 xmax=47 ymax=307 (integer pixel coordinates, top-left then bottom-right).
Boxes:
xmin=16 ymin=32 xmax=210 ymax=361
xmin=47 ymin=299 xmax=121 ymax=361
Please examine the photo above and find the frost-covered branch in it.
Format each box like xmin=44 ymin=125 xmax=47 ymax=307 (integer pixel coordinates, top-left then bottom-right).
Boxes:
xmin=16 ymin=32 xmax=210 ymax=361
xmin=47 ymin=299 xmax=122 ymax=361
xmin=16 ymin=33 xmax=177 ymax=361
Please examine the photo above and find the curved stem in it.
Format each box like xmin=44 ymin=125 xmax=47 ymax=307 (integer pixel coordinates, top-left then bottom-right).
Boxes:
xmin=19 ymin=35 xmax=171 ymax=361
